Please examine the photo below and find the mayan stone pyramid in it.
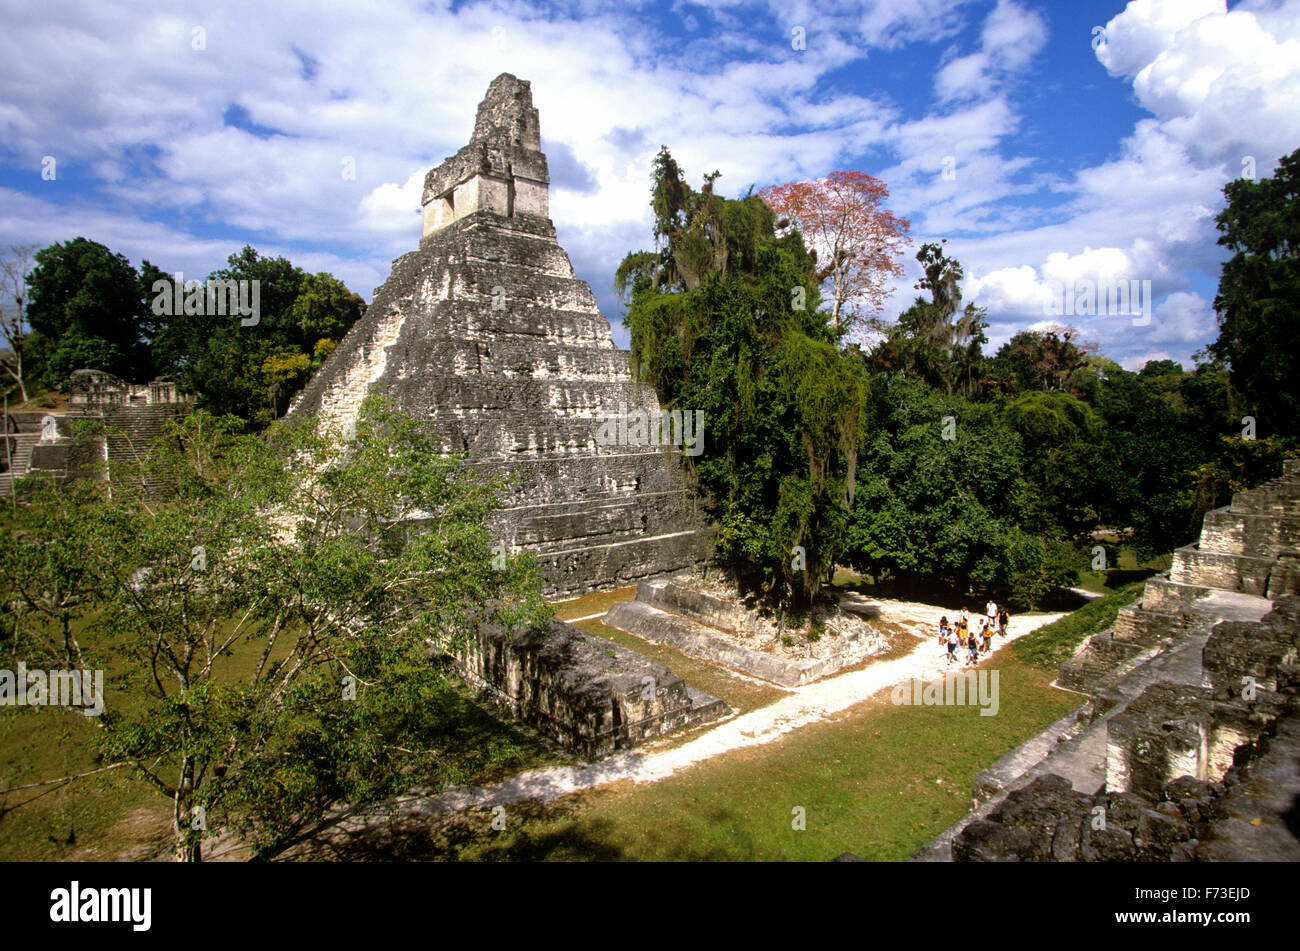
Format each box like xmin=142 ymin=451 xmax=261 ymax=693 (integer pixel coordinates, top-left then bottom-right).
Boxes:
xmin=288 ymin=73 xmax=710 ymax=597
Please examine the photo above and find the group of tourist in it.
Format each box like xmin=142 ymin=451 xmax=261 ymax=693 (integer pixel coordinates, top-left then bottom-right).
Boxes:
xmin=938 ymin=600 xmax=1010 ymax=665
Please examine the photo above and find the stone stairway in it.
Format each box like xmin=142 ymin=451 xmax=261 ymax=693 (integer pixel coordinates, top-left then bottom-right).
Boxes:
xmin=101 ymin=403 xmax=187 ymax=497
xmin=912 ymin=457 xmax=1300 ymax=862
xmin=0 ymin=431 xmax=40 ymax=496
xmin=1057 ymin=458 xmax=1300 ymax=694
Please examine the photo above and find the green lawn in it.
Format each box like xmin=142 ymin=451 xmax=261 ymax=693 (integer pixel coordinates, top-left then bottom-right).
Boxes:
xmin=1013 ymin=581 xmax=1146 ymax=671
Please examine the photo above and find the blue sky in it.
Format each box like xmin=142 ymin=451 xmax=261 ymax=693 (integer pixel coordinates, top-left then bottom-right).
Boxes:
xmin=2 ymin=0 xmax=1298 ymax=368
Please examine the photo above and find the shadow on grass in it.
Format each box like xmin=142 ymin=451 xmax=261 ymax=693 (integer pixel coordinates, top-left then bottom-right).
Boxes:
xmin=1034 ymin=588 xmax=1094 ymax=612
xmin=279 ymin=797 xmax=627 ymax=862
xmin=1103 ymin=567 xmax=1161 ymax=589
xmin=833 ymin=574 xmax=1005 ymax=611
xmin=277 ymin=796 xmax=773 ymax=862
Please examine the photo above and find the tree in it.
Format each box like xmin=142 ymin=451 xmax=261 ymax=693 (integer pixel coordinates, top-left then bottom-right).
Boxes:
xmin=1209 ymin=147 xmax=1300 ymax=438
xmin=994 ymin=324 xmax=1097 ymax=394
xmin=844 ymin=377 xmax=1052 ymax=607
xmin=869 ymin=241 xmax=988 ymax=397
xmin=1002 ymin=390 xmax=1104 ymax=541
xmin=617 ymin=148 xmax=865 ymax=611
xmin=291 ymin=272 xmax=365 ymax=344
xmin=0 ymin=244 xmax=36 ymax=402
xmin=150 ymin=247 xmax=365 ymax=427
xmin=25 ymin=237 xmax=153 ymax=388
xmin=0 ymin=396 xmax=548 ymax=860
xmin=1091 ymin=367 xmax=1208 ymax=558
xmin=759 ymin=171 xmax=910 ymax=340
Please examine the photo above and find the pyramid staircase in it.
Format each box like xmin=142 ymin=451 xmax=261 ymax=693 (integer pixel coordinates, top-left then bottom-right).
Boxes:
xmin=1057 ymin=459 xmax=1300 ymax=694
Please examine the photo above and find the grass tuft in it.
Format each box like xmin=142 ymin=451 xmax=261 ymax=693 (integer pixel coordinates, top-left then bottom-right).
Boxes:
xmin=1012 ymin=581 xmax=1146 ymax=671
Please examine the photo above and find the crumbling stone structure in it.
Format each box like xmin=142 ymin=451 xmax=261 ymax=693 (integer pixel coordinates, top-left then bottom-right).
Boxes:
xmin=288 ymin=73 xmax=711 ymax=599
xmin=952 ymin=598 xmax=1300 ymax=862
xmin=914 ymin=459 xmax=1300 ymax=862
xmin=15 ymin=370 xmax=191 ymax=493
xmin=452 ymin=614 xmax=729 ymax=759
xmin=605 ymin=578 xmax=889 ymax=687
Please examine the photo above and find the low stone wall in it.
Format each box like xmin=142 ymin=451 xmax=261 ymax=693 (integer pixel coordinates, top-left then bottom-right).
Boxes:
xmin=606 ymin=600 xmax=818 ymax=687
xmin=637 ymin=579 xmax=755 ymax=632
xmin=453 ymin=617 xmax=729 ymax=759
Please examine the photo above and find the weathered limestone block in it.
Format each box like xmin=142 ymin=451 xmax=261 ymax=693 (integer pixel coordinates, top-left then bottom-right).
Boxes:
xmin=1203 ymin=613 xmax=1300 ymax=697
xmin=1266 ymin=551 xmax=1300 ymax=598
xmin=953 ymin=775 xmax=1094 ymax=862
xmin=454 ymin=617 xmax=728 ymax=758
xmin=636 ymin=579 xmax=755 ymax=632
xmin=1228 ymin=461 xmax=1300 ymax=516
xmin=1056 ymin=601 xmax=1187 ymax=695
xmin=1200 ymin=507 xmax=1300 ymax=558
xmin=1196 ymin=702 xmax=1300 ymax=861
xmin=954 ymin=774 xmax=1200 ymax=862
xmin=1105 ymin=680 xmax=1286 ymax=799
xmin=1139 ymin=576 xmax=1210 ymax=612
xmin=1106 ymin=683 xmax=1220 ymax=799
xmin=606 ymin=599 xmax=817 ymax=687
xmin=605 ymin=589 xmax=888 ymax=686
xmin=1171 ymin=545 xmax=1275 ymax=594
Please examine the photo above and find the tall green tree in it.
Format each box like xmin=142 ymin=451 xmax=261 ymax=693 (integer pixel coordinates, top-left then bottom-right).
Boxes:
xmin=0 ymin=397 xmax=548 ymax=860
xmin=617 ymin=148 xmax=866 ymax=610
xmin=844 ymin=377 xmax=1053 ymax=607
xmin=149 ymin=247 xmax=365 ymax=426
xmin=869 ymin=241 xmax=988 ymax=397
xmin=25 ymin=237 xmax=154 ymax=387
xmin=993 ymin=324 xmax=1095 ymax=395
xmin=1209 ymin=147 xmax=1300 ymax=438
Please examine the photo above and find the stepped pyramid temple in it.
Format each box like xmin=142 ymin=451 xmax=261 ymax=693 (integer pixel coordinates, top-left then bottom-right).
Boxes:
xmin=287 ymin=75 xmax=727 ymax=756
xmin=913 ymin=460 xmax=1300 ymax=862
xmin=288 ymin=73 xmax=710 ymax=599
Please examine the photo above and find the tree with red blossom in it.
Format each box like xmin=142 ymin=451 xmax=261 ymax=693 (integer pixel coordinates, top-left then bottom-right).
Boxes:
xmin=759 ymin=171 xmax=910 ymax=341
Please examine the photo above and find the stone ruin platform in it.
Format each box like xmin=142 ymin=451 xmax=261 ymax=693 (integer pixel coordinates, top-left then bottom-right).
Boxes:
xmin=452 ymin=616 xmax=730 ymax=759
xmin=604 ymin=578 xmax=889 ymax=687
xmin=947 ymin=600 xmax=1300 ymax=862
xmin=913 ymin=459 xmax=1300 ymax=862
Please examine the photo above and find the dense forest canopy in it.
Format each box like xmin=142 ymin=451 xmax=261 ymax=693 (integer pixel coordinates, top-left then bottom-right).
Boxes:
xmin=618 ymin=146 xmax=1299 ymax=610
